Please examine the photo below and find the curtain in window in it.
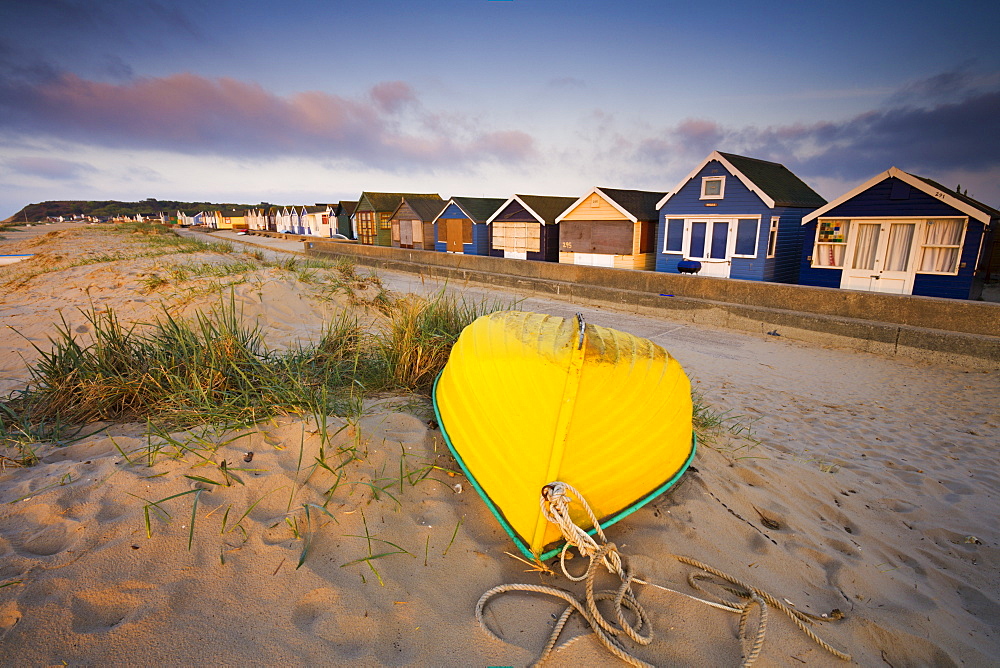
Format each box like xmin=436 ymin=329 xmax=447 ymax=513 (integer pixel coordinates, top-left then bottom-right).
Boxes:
xmin=814 ymin=221 xmax=848 ymax=267
xmin=815 ymin=244 xmax=846 ymax=267
xmin=884 ymin=223 xmax=915 ymax=272
xmin=919 ymin=219 xmax=963 ymax=272
xmin=851 ymin=223 xmax=880 ymax=270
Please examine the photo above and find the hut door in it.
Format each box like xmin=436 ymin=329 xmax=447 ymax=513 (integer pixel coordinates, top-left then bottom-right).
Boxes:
xmin=446 ymin=219 xmax=464 ymax=252
xmin=400 ymin=219 xmax=413 ymax=247
xmin=840 ymin=221 xmax=917 ymax=294
xmin=686 ymin=220 xmax=732 ymax=278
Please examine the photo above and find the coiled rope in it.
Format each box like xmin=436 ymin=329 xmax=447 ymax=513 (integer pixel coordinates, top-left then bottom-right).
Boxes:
xmin=475 ymin=481 xmax=852 ymax=667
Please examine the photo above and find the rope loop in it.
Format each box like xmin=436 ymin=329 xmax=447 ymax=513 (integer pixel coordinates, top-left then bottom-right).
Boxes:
xmin=478 ymin=481 xmax=852 ymax=666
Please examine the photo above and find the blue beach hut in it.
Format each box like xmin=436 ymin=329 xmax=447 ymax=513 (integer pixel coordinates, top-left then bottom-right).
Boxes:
xmin=800 ymin=167 xmax=998 ymax=299
xmin=433 ymin=197 xmax=507 ymax=255
xmin=656 ymin=151 xmax=826 ymax=282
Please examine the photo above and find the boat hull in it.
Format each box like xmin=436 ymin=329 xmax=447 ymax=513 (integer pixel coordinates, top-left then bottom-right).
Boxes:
xmin=433 ymin=311 xmax=695 ymax=560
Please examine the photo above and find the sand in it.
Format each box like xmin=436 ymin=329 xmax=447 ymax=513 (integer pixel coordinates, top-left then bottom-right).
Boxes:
xmin=1 ymin=223 xmax=997 ymax=666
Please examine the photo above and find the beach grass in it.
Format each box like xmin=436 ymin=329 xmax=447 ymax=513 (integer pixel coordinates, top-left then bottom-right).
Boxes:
xmin=0 ymin=288 xmax=515 ymax=443
xmin=691 ymin=389 xmax=760 ymax=458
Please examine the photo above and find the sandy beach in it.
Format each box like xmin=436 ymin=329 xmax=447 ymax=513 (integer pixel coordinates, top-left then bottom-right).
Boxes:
xmin=1 ymin=223 xmax=997 ymax=666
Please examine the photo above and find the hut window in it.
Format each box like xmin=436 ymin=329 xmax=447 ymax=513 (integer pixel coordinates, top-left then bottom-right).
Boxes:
xmin=917 ymin=218 xmax=965 ymax=274
xmin=356 ymin=211 xmax=376 ymax=244
xmin=380 ymin=212 xmax=392 ymax=229
xmin=813 ymin=219 xmax=848 ymax=268
xmin=766 ymin=217 xmax=779 ymax=258
xmin=664 ymin=219 xmax=684 ymax=253
xmin=492 ymin=222 xmax=540 ymax=253
xmin=734 ymin=219 xmax=759 ymax=256
xmin=701 ymin=176 xmax=725 ymax=199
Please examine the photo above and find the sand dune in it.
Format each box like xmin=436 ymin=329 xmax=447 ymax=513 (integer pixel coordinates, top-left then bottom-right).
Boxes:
xmin=1 ymin=223 xmax=997 ymax=666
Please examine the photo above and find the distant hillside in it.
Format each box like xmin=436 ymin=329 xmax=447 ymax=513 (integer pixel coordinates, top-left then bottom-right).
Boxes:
xmin=4 ymin=199 xmax=269 ymax=223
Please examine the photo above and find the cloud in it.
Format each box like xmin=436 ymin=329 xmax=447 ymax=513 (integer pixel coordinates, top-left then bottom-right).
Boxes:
xmin=634 ymin=78 xmax=1000 ymax=187
xmin=7 ymin=156 xmax=96 ymax=180
xmin=0 ymin=71 xmax=536 ymax=170
xmin=369 ymin=81 xmax=417 ymax=114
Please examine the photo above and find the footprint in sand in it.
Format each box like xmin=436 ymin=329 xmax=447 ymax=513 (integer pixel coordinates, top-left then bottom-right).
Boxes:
xmin=0 ymin=601 xmax=22 ymax=637
xmin=9 ymin=506 xmax=81 ymax=559
xmin=292 ymin=588 xmax=376 ymax=658
xmin=69 ymin=588 xmax=142 ymax=634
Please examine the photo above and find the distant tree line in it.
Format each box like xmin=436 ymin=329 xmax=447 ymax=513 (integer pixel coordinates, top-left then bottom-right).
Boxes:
xmin=5 ymin=199 xmax=263 ymax=223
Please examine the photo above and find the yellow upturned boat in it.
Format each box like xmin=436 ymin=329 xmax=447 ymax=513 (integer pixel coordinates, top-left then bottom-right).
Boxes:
xmin=432 ymin=311 xmax=695 ymax=560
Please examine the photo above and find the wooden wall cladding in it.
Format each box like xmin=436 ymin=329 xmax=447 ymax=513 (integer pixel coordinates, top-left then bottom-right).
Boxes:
xmin=560 ymin=220 xmax=633 ymax=254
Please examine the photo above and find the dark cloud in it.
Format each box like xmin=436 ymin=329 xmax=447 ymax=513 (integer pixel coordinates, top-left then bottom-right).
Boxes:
xmin=886 ymin=64 xmax=989 ymax=107
xmin=1 ymin=1 xmax=201 ymax=48
xmin=99 ymin=55 xmax=135 ymax=81
xmin=637 ymin=80 xmax=1000 ymax=186
xmin=726 ymin=90 xmax=1000 ymax=181
xmin=0 ymin=71 xmax=536 ymax=170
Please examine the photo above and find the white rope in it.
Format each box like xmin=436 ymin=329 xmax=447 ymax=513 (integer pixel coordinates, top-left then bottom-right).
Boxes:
xmin=539 ymin=482 xmax=741 ymax=613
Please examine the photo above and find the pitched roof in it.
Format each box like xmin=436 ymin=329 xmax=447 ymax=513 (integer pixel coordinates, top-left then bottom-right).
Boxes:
xmin=716 ymin=152 xmax=826 ymax=208
xmin=337 ymin=201 xmax=358 ymax=216
xmin=658 ymin=151 xmax=826 ymax=209
xmin=803 ymin=167 xmax=999 ymax=224
xmin=394 ymin=196 xmax=448 ymax=222
xmin=596 ymin=188 xmax=666 ymax=221
xmin=515 ymin=194 xmax=578 ymax=224
xmin=359 ymin=192 xmax=442 ymax=212
xmin=304 ymin=205 xmax=327 ymax=213
xmin=448 ymin=196 xmax=508 ymax=223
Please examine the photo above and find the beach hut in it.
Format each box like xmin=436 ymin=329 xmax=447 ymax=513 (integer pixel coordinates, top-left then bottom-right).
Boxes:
xmin=556 ymin=188 xmax=665 ymax=269
xmin=302 ymin=205 xmax=334 ymax=236
xmin=799 ymin=167 xmax=999 ymax=299
xmin=336 ymin=201 xmax=357 ymax=238
xmin=433 ymin=196 xmax=506 ymax=255
xmin=487 ymin=195 xmax=577 ymax=262
xmin=215 ymin=208 xmax=246 ymax=230
xmin=389 ymin=197 xmax=448 ymax=250
xmin=656 ymin=151 xmax=826 ymax=281
xmin=245 ymin=208 xmax=264 ymax=231
xmin=352 ymin=192 xmax=443 ymax=246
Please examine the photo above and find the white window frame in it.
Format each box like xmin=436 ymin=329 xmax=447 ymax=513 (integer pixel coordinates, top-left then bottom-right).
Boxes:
xmin=916 ymin=217 xmax=967 ymax=275
xmin=733 ymin=218 xmax=759 ymax=258
xmin=677 ymin=217 xmax=759 ymax=260
xmin=766 ymin=216 xmax=779 ymax=258
xmin=811 ymin=217 xmax=968 ymax=275
xmin=700 ymin=176 xmax=725 ymax=200
xmin=662 ymin=218 xmax=685 ymax=254
xmin=812 ymin=218 xmax=850 ymax=268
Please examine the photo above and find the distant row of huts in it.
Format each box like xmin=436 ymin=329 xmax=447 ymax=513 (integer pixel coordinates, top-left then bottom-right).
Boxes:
xmin=177 ymin=151 xmax=999 ymax=301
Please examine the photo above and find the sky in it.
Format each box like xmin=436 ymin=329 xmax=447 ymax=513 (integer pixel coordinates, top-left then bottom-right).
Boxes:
xmin=1 ymin=0 xmax=999 ymax=219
